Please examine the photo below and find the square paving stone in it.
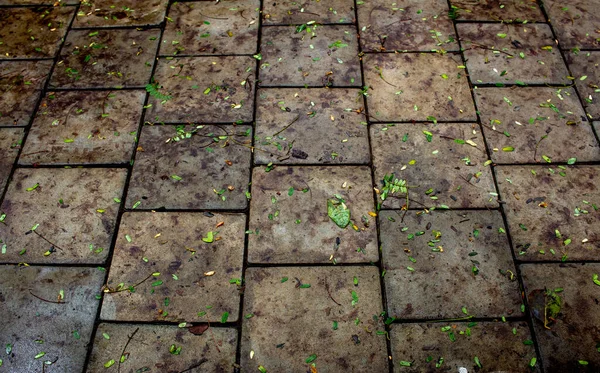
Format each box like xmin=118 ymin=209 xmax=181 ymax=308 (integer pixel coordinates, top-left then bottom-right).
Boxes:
xmin=363 ymin=53 xmax=476 ymax=122
xmin=357 ymin=0 xmax=458 ymax=52
xmin=101 ymin=212 xmax=245 ymax=322
xmin=161 ymin=0 xmax=259 ymax=56
xmin=19 ymin=90 xmax=145 ymax=165
xmin=254 ymin=88 xmax=370 ymax=164
xmin=543 ymin=0 xmax=600 ymax=50
xmin=474 ymin=87 xmax=600 ymax=163
xmin=390 ymin=321 xmax=538 ymax=372
xmin=496 ymin=166 xmax=600 ymax=261
xmin=88 ymin=324 xmax=237 ymax=372
xmin=248 ymin=166 xmax=378 ymax=264
xmin=458 ymin=23 xmax=570 ymax=85
xmin=380 ymin=210 xmax=522 ymax=319
xmin=0 ymin=60 xmax=52 ymax=126
xmin=0 ymin=168 xmax=127 ymax=264
xmin=567 ymin=51 xmax=600 ymax=120
xmin=371 ymin=123 xmax=497 ymax=209
xmin=0 ymin=7 xmax=75 ymax=59
xmin=127 ymin=124 xmax=252 ymax=210
xmin=263 ymin=0 xmax=355 ymax=25
xmin=73 ymin=0 xmax=168 ymax=28
xmin=0 ymin=128 xmax=23 ymax=195
xmin=0 ymin=266 xmax=104 ymax=373
xmin=49 ymin=29 xmax=159 ymax=89
xmin=145 ymin=57 xmax=255 ymax=123
xmin=449 ymin=0 xmax=544 ymax=22
xmin=259 ymin=25 xmax=361 ymax=87
xmin=521 ymin=263 xmax=600 ymax=372
xmin=240 ymin=267 xmax=389 ymax=372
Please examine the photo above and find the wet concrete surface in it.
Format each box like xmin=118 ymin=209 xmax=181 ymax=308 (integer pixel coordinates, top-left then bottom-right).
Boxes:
xmin=1 ymin=0 xmax=600 ymax=372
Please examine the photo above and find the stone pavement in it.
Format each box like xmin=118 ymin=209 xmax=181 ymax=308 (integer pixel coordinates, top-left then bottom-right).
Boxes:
xmin=0 ymin=0 xmax=600 ymax=372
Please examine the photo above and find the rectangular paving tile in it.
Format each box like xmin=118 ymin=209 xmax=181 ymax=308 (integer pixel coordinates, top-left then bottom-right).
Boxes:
xmin=259 ymin=25 xmax=361 ymax=87
xmin=371 ymin=123 xmax=497 ymax=209
xmin=363 ymin=53 xmax=476 ymax=122
xmin=73 ymin=0 xmax=168 ymax=28
xmin=240 ymin=267 xmax=389 ymax=372
xmin=263 ymin=0 xmax=355 ymax=24
xmin=0 ymin=168 xmax=127 ymax=263
xmin=380 ymin=210 xmax=522 ymax=319
xmin=101 ymin=212 xmax=245 ymax=322
xmin=449 ymin=0 xmax=544 ymax=22
xmin=0 ymin=266 xmax=104 ymax=373
xmin=0 ymin=60 xmax=52 ymax=126
xmin=496 ymin=166 xmax=600 ymax=261
xmin=474 ymin=87 xmax=600 ymax=163
xmin=390 ymin=321 xmax=538 ymax=372
xmin=248 ymin=166 xmax=378 ymax=264
xmin=254 ymin=88 xmax=370 ymax=164
xmin=49 ymin=29 xmax=159 ymax=89
xmin=543 ymin=0 xmax=600 ymax=50
xmin=145 ymin=56 xmax=255 ymax=123
xmin=19 ymin=90 xmax=144 ymax=165
xmin=161 ymin=0 xmax=260 ymax=56
xmin=0 ymin=128 xmax=23 ymax=196
xmin=357 ymin=0 xmax=458 ymax=52
xmin=0 ymin=7 xmax=75 ymax=59
xmin=88 ymin=324 xmax=237 ymax=372
xmin=127 ymin=124 xmax=252 ymax=210
xmin=521 ymin=263 xmax=600 ymax=372
xmin=458 ymin=23 xmax=570 ymax=85
xmin=567 ymin=51 xmax=600 ymax=120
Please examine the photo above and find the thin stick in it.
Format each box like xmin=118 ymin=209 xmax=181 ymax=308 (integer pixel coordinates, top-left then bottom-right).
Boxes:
xmin=325 ymin=281 xmax=342 ymax=306
xmin=29 ymin=289 xmax=66 ymax=304
xmin=272 ymin=115 xmax=300 ymax=137
xmin=118 ymin=327 xmax=139 ymax=373
xmin=179 ymin=358 xmax=208 ymax=373
xmin=32 ymin=230 xmax=65 ymax=251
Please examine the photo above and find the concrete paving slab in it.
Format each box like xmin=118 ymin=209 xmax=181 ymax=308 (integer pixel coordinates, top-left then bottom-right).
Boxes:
xmin=449 ymin=0 xmax=544 ymax=22
xmin=101 ymin=212 xmax=245 ymax=323
xmin=390 ymin=321 xmax=538 ymax=372
xmin=127 ymin=124 xmax=252 ymax=210
xmin=0 ymin=128 xmax=23 ymax=195
xmin=263 ymin=0 xmax=355 ymax=25
xmin=248 ymin=166 xmax=378 ymax=264
xmin=458 ymin=23 xmax=570 ymax=85
xmin=0 ymin=0 xmax=77 ymax=3
xmin=145 ymin=56 xmax=255 ymax=123
xmin=357 ymin=0 xmax=458 ymax=52
xmin=0 ymin=168 xmax=127 ymax=263
xmin=371 ymin=123 xmax=497 ymax=209
xmin=88 ymin=323 xmax=237 ymax=372
xmin=0 ymin=6 xmax=75 ymax=59
xmin=363 ymin=53 xmax=476 ymax=122
xmin=543 ymin=0 xmax=600 ymax=50
xmin=474 ymin=87 xmax=600 ymax=163
xmin=567 ymin=51 xmax=600 ymax=120
xmin=20 ymin=90 xmax=144 ymax=165
xmin=0 ymin=60 xmax=52 ymax=126
xmin=380 ymin=210 xmax=522 ymax=319
xmin=161 ymin=0 xmax=260 ymax=56
xmin=496 ymin=166 xmax=600 ymax=261
xmin=240 ymin=266 xmax=389 ymax=372
xmin=73 ymin=0 xmax=168 ymax=28
xmin=49 ymin=29 xmax=159 ymax=89
xmin=0 ymin=266 xmax=104 ymax=373
xmin=259 ymin=25 xmax=361 ymax=87
xmin=254 ymin=88 xmax=370 ymax=164
xmin=521 ymin=263 xmax=600 ymax=373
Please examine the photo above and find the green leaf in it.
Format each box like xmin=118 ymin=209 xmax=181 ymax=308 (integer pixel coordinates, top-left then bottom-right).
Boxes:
xmin=171 ymin=175 xmax=182 ymax=181
xmin=399 ymin=361 xmax=412 ymax=367
xmin=567 ymin=157 xmax=577 ymax=165
xmin=202 ymin=231 xmax=214 ymax=243
xmin=327 ymin=198 xmax=350 ymax=228
xmin=529 ymin=357 xmax=537 ymax=367
xmin=104 ymin=359 xmax=115 ymax=368
xmin=281 ymin=277 xmax=288 ymax=283
xmin=26 ymin=183 xmax=40 ymax=191
xmin=502 ymin=146 xmax=514 ymax=152
xmin=542 ymin=155 xmax=552 ymax=163
xmin=221 ymin=312 xmax=229 ymax=323
xmin=305 ymin=354 xmax=317 ymax=364
xmin=474 ymin=356 xmax=482 ymax=368
xmin=593 ymin=274 xmax=600 ymax=286
xmin=258 ymin=366 xmax=267 ymax=373
xmin=34 ymin=352 xmax=46 ymax=359
xmin=288 ymin=187 xmax=294 ymax=196
xmin=423 ymin=130 xmax=433 ymax=142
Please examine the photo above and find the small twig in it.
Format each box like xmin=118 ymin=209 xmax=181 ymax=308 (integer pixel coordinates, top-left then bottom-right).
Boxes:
xmin=179 ymin=358 xmax=209 ymax=373
xmin=198 ymin=11 xmax=229 ymax=20
xmin=325 ymin=281 xmax=342 ymax=306
xmin=29 ymin=289 xmax=66 ymax=304
xmin=103 ymin=273 xmax=153 ymax=293
xmin=32 ymin=230 xmax=65 ymax=251
xmin=272 ymin=115 xmax=300 ymax=137
xmin=118 ymin=327 xmax=139 ymax=373
xmin=533 ymin=135 xmax=548 ymax=162
xmin=463 ymin=41 xmax=514 ymax=57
